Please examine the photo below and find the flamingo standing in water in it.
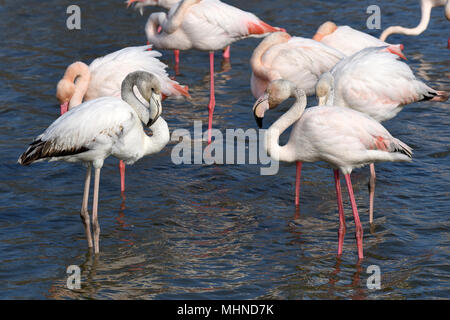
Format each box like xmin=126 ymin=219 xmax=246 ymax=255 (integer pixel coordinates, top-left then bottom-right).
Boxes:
xmin=127 ymin=0 xmax=232 ymax=64
xmin=313 ymin=21 xmax=406 ymax=59
xmin=380 ymin=0 xmax=450 ymax=48
xmin=19 ymin=71 xmax=170 ymax=254
xmin=145 ymin=0 xmax=284 ymax=143
xmin=253 ymin=79 xmax=413 ymax=260
xmin=250 ymin=31 xmax=345 ymax=207
xmin=316 ymin=46 xmax=448 ymax=223
xmin=56 ymin=45 xmax=189 ymax=193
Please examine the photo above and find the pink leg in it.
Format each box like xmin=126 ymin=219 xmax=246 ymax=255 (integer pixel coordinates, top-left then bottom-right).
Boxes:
xmin=119 ymin=160 xmax=125 ymax=194
xmin=174 ymin=50 xmax=180 ymax=75
xmin=92 ymin=167 xmax=101 ymax=254
xmin=207 ymin=51 xmax=216 ymax=145
xmin=344 ymin=174 xmax=364 ymax=260
xmin=369 ymin=163 xmax=376 ymax=224
xmin=222 ymin=46 xmax=230 ymax=59
xmin=294 ymin=161 xmax=302 ymax=207
xmin=334 ymin=169 xmax=346 ymax=256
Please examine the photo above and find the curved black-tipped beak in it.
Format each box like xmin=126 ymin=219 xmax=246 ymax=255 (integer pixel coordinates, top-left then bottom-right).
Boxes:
xmin=254 ymin=112 xmax=263 ymax=129
xmin=147 ymin=92 xmax=162 ymax=127
xmin=252 ymin=94 xmax=269 ymax=129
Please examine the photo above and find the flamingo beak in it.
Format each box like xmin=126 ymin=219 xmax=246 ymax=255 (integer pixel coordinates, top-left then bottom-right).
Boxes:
xmin=147 ymin=92 xmax=162 ymax=127
xmin=253 ymin=93 xmax=269 ymax=129
xmin=60 ymin=102 xmax=69 ymax=115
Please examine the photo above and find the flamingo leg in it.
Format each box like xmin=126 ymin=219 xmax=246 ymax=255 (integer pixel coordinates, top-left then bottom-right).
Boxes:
xmin=334 ymin=169 xmax=346 ymax=256
xmin=92 ymin=167 xmax=101 ymax=254
xmin=222 ymin=46 xmax=230 ymax=59
xmin=368 ymin=163 xmax=376 ymax=224
xmin=344 ymin=174 xmax=364 ymax=260
xmin=207 ymin=51 xmax=216 ymax=145
xmin=81 ymin=164 xmax=93 ymax=248
xmin=119 ymin=160 xmax=125 ymax=194
xmin=174 ymin=49 xmax=180 ymax=75
xmin=294 ymin=161 xmax=302 ymax=207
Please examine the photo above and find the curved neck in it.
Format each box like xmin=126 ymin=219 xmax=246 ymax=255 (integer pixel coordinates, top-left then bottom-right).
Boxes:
xmin=121 ymin=76 xmax=151 ymax=125
xmin=143 ymin=117 xmax=170 ymax=155
xmin=266 ymin=88 xmax=307 ymax=162
xmin=161 ymin=0 xmax=197 ymax=34
xmin=250 ymin=37 xmax=287 ymax=81
xmin=380 ymin=0 xmax=440 ymax=40
xmin=65 ymin=62 xmax=90 ymax=109
xmin=146 ymin=12 xmax=164 ymax=40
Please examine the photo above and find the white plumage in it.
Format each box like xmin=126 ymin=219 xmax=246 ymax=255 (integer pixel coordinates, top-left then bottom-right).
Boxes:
xmin=251 ymin=32 xmax=345 ymax=98
xmin=146 ymin=0 xmax=284 ymax=51
xmin=319 ymin=46 xmax=448 ymax=122
xmin=86 ymin=45 xmax=189 ymax=100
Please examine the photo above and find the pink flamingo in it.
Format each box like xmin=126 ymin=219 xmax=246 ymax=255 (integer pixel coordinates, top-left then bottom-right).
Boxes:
xmin=127 ymin=0 xmax=232 ymax=65
xmin=316 ymin=46 xmax=448 ymax=223
xmin=253 ymin=79 xmax=413 ymax=260
xmin=56 ymin=45 xmax=189 ymax=193
xmin=145 ymin=0 xmax=284 ymax=143
xmin=250 ymin=31 xmax=345 ymax=208
xmin=380 ymin=0 xmax=450 ymax=48
xmin=313 ymin=21 xmax=406 ymax=59
xmin=250 ymin=32 xmax=345 ymax=99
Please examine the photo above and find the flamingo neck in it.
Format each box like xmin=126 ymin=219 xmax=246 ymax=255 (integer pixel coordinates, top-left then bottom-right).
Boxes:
xmin=250 ymin=36 xmax=288 ymax=81
xmin=143 ymin=117 xmax=170 ymax=156
xmin=65 ymin=62 xmax=90 ymax=109
xmin=121 ymin=77 xmax=152 ymax=125
xmin=380 ymin=0 xmax=437 ymax=40
xmin=266 ymin=87 xmax=306 ymax=163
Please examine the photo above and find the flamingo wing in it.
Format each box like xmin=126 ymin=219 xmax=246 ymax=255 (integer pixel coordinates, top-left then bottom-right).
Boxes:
xmin=264 ymin=37 xmax=345 ymax=95
xmin=332 ymin=47 xmax=438 ymax=121
xmin=177 ymin=0 xmax=283 ymax=49
xmin=19 ymin=97 xmax=136 ymax=165
xmin=87 ymin=46 xmax=188 ymax=100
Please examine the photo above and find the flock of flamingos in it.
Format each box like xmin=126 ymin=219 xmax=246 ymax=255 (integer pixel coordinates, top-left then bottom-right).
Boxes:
xmin=18 ymin=0 xmax=449 ymax=260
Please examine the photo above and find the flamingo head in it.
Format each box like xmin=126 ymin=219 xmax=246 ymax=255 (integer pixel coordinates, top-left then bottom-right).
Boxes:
xmin=253 ymin=79 xmax=295 ymax=128
xmin=56 ymin=79 xmax=75 ymax=115
xmin=313 ymin=21 xmax=337 ymax=41
xmin=316 ymin=72 xmax=334 ymax=106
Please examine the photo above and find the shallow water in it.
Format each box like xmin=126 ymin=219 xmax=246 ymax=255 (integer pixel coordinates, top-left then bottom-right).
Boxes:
xmin=0 ymin=0 xmax=449 ymax=299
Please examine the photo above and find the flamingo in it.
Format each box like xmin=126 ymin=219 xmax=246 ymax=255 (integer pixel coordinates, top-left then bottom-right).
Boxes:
xmin=127 ymin=0 xmax=232 ymax=64
xmin=380 ymin=0 xmax=450 ymax=49
xmin=252 ymin=79 xmax=413 ymax=260
xmin=313 ymin=21 xmax=406 ymax=59
xmin=251 ymin=31 xmax=345 ymax=208
xmin=316 ymin=46 xmax=448 ymax=223
xmin=19 ymin=71 xmax=170 ymax=254
xmin=56 ymin=45 xmax=189 ymax=193
xmin=250 ymin=31 xmax=345 ymax=99
xmin=145 ymin=0 xmax=284 ymax=143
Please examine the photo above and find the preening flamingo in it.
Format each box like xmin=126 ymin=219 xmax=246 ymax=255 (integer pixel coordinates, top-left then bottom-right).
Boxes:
xmin=127 ymin=0 xmax=232 ymax=63
xmin=19 ymin=71 xmax=170 ymax=254
xmin=380 ymin=0 xmax=450 ymax=48
xmin=316 ymin=46 xmax=448 ymax=222
xmin=250 ymin=31 xmax=345 ymax=99
xmin=56 ymin=45 xmax=189 ymax=193
xmin=145 ymin=0 xmax=284 ymax=143
xmin=253 ymin=79 xmax=413 ymax=260
xmin=313 ymin=21 xmax=406 ymax=59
